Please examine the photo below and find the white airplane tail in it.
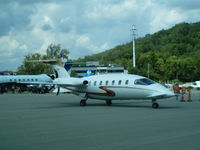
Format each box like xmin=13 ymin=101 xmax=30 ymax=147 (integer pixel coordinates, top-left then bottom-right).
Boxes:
xmin=53 ymin=65 xmax=70 ymax=78
xmin=28 ymin=59 xmax=77 ymax=95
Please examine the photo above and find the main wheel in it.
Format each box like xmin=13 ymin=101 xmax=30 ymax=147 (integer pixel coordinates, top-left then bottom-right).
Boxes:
xmin=152 ymin=103 xmax=159 ymax=108
xmin=106 ymin=100 xmax=112 ymax=105
xmin=80 ymin=100 xmax=86 ymax=106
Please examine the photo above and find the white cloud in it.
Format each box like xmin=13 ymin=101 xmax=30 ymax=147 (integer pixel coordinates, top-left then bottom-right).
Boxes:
xmin=0 ymin=0 xmax=199 ymax=71
xmin=76 ymin=34 xmax=90 ymax=46
xmin=0 ymin=32 xmax=29 ymax=71
xmin=0 ymin=34 xmax=28 ymax=57
xmin=75 ymin=34 xmax=110 ymax=53
xmin=165 ymin=0 xmax=200 ymax=10
xmin=149 ymin=8 xmax=187 ymax=33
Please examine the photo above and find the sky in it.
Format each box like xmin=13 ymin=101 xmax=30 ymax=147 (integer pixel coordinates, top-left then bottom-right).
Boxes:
xmin=0 ymin=0 xmax=200 ymax=71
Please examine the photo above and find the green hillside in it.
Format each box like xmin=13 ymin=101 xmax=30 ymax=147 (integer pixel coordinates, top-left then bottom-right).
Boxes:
xmin=77 ymin=22 xmax=200 ymax=82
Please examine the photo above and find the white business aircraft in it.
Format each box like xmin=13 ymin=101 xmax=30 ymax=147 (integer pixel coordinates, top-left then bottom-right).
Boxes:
xmin=0 ymin=74 xmax=54 ymax=93
xmin=36 ymin=60 xmax=174 ymax=108
xmin=0 ymin=74 xmax=53 ymax=84
xmin=190 ymin=81 xmax=200 ymax=89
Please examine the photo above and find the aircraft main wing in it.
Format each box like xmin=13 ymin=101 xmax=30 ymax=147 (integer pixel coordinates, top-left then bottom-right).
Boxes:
xmin=52 ymin=87 xmax=71 ymax=94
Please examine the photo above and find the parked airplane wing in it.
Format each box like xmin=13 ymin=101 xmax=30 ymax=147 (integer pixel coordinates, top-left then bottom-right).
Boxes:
xmin=52 ymin=87 xmax=71 ymax=94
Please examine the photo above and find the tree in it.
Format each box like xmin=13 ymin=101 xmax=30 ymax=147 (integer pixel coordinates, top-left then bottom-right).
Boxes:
xmin=46 ymin=44 xmax=69 ymax=59
xmin=164 ymin=56 xmax=181 ymax=81
xmin=17 ymin=53 xmax=52 ymax=75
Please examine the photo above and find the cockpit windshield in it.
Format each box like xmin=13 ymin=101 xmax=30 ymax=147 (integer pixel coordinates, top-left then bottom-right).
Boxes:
xmin=134 ymin=78 xmax=155 ymax=85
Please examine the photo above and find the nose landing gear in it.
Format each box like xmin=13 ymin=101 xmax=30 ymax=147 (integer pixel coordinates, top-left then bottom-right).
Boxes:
xmin=152 ymin=99 xmax=159 ymax=108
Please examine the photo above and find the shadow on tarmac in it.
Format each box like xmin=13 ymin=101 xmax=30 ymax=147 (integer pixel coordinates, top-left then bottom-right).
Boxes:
xmin=34 ymin=101 xmax=183 ymax=110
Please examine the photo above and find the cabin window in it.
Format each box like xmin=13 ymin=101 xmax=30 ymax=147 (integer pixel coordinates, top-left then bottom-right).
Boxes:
xmin=94 ymin=81 xmax=97 ymax=86
xmin=112 ymin=80 xmax=115 ymax=85
xmin=118 ymin=80 xmax=122 ymax=85
xmin=31 ymin=79 xmax=34 ymax=81
xmin=10 ymin=79 xmax=12 ymax=82
xmin=99 ymin=81 xmax=103 ymax=85
xmin=134 ymin=78 xmax=155 ymax=85
xmin=106 ymin=80 xmax=109 ymax=85
xmin=23 ymin=79 xmax=25 ymax=81
xmin=14 ymin=79 xmax=16 ymax=82
xmin=35 ymin=79 xmax=38 ymax=81
xmin=125 ymin=80 xmax=129 ymax=85
xmin=27 ymin=79 xmax=29 ymax=81
xmin=18 ymin=79 xmax=21 ymax=81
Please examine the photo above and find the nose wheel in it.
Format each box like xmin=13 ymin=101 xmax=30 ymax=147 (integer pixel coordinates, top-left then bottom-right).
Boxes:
xmin=152 ymin=99 xmax=159 ymax=108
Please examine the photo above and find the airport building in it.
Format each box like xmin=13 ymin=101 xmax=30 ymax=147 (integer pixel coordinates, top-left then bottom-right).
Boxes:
xmin=69 ymin=61 xmax=127 ymax=77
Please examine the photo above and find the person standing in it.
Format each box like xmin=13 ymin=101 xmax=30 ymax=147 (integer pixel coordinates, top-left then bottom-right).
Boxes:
xmin=173 ymin=83 xmax=180 ymax=100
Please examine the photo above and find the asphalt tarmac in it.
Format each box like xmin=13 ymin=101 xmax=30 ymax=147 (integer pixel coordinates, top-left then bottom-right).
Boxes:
xmin=0 ymin=92 xmax=200 ymax=150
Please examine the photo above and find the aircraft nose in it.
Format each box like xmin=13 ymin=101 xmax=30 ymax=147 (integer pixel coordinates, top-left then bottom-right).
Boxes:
xmin=155 ymin=83 xmax=175 ymax=98
xmin=166 ymin=90 xmax=175 ymax=98
xmin=159 ymin=85 xmax=175 ymax=98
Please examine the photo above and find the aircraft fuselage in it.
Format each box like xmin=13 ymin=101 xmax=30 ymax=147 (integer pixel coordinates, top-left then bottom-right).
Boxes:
xmin=59 ymin=74 xmax=174 ymax=100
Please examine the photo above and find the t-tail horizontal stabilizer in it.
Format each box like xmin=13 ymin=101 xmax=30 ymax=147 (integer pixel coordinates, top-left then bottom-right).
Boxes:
xmin=28 ymin=59 xmax=70 ymax=78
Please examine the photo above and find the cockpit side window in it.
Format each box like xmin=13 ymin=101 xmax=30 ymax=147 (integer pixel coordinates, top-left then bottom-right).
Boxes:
xmin=134 ymin=78 xmax=155 ymax=85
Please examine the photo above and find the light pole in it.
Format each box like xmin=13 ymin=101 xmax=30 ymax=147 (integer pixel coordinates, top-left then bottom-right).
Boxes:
xmin=131 ymin=25 xmax=136 ymax=68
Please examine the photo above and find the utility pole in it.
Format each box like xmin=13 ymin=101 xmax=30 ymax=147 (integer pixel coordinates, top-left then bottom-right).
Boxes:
xmin=131 ymin=25 xmax=136 ymax=68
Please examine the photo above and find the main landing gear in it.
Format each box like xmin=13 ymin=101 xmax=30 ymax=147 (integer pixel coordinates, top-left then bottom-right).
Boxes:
xmin=80 ymin=93 xmax=88 ymax=106
xmin=80 ymin=99 xmax=87 ymax=106
xmin=106 ymin=100 xmax=112 ymax=106
xmin=152 ymin=99 xmax=159 ymax=109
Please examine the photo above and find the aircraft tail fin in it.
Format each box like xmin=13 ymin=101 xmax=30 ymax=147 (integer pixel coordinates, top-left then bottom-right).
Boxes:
xmin=64 ymin=63 xmax=73 ymax=72
xmin=28 ymin=60 xmax=87 ymax=78
xmin=53 ymin=65 xmax=70 ymax=78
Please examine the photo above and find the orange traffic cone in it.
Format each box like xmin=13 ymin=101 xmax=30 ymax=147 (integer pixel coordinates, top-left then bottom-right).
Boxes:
xmin=187 ymin=88 xmax=192 ymax=102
